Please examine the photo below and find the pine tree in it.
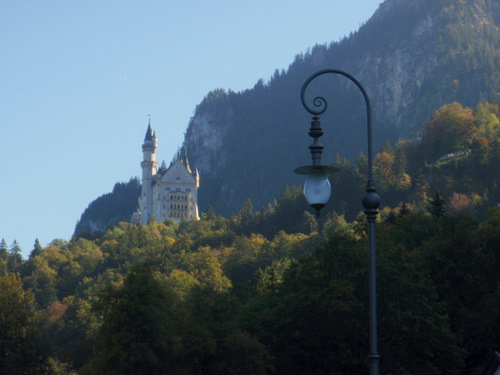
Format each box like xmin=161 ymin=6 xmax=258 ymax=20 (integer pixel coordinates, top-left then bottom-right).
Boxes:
xmin=8 ymin=240 xmax=23 ymax=273
xmin=0 ymin=239 xmax=8 ymax=257
xmin=427 ymin=190 xmax=446 ymax=219
xmin=29 ymin=238 xmax=43 ymax=259
xmin=9 ymin=240 xmax=22 ymax=255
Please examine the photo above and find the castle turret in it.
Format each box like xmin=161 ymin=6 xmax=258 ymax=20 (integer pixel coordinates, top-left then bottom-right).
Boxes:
xmin=140 ymin=119 xmax=158 ymax=224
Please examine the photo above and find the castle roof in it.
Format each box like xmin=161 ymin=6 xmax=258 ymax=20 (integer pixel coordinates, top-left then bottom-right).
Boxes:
xmin=178 ymin=147 xmax=192 ymax=173
xmin=144 ymin=119 xmax=154 ymax=141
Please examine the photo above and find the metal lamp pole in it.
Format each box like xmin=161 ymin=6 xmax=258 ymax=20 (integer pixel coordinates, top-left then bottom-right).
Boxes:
xmin=294 ymin=69 xmax=381 ymax=375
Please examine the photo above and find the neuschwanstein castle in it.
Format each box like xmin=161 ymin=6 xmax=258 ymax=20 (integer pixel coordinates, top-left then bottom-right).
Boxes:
xmin=132 ymin=121 xmax=200 ymax=225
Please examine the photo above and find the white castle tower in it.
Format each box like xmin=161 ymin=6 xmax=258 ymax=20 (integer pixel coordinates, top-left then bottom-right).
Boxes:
xmin=135 ymin=120 xmax=199 ymax=225
xmin=140 ymin=120 xmax=158 ymax=225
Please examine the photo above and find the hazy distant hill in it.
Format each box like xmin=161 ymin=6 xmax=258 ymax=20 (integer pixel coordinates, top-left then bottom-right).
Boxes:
xmin=183 ymin=0 xmax=499 ymax=216
xmin=74 ymin=178 xmax=140 ymax=237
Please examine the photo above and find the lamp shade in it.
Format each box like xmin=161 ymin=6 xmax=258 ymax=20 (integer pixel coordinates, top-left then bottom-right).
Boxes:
xmin=304 ymin=174 xmax=331 ymax=213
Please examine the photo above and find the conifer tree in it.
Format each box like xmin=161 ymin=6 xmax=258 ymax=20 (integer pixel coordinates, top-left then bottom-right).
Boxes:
xmin=0 ymin=238 xmax=8 ymax=256
xmin=29 ymin=238 xmax=43 ymax=259
xmin=9 ymin=240 xmax=21 ymax=255
xmin=427 ymin=190 xmax=446 ymax=219
xmin=8 ymin=240 xmax=23 ymax=272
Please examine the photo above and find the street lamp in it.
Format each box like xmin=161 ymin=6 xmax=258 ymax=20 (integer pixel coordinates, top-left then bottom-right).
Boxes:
xmin=295 ymin=69 xmax=381 ymax=375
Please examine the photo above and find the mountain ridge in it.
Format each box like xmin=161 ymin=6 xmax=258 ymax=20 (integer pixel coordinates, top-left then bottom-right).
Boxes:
xmin=183 ymin=0 xmax=499 ymax=216
xmin=75 ymin=0 xmax=499 ymax=233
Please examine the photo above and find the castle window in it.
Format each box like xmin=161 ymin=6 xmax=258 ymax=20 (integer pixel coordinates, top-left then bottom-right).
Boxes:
xmin=186 ymin=188 xmax=191 ymax=192
xmin=176 ymin=177 xmax=180 ymax=181
xmin=176 ymin=188 xmax=181 ymax=192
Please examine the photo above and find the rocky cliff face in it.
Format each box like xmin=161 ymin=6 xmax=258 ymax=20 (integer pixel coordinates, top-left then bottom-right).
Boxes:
xmin=184 ymin=103 xmax=232 ymax=177
xmin=353 ymin=11 xmax=441 ymax=137
xmin=182 ymin=0 xmax=499 ymax=216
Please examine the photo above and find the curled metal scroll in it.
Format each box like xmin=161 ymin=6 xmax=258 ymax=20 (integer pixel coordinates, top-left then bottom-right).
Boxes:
xmin=300 ymin=69 xmax=375 ymax=184
xmin=304 ymin=96 xmax=328 ymax=116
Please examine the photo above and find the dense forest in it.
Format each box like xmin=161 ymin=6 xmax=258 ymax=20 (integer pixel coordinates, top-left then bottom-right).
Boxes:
xmin=1 ymin=101 xmax=499 ymax=374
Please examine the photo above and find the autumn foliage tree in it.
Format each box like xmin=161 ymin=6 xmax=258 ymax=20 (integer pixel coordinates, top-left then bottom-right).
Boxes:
xmin=422 ymin=102 xmax=476 ymax=161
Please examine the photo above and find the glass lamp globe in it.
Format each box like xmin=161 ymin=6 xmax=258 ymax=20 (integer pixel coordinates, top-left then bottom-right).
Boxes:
xmin=304 ymin=174 xmax=331 ymax=215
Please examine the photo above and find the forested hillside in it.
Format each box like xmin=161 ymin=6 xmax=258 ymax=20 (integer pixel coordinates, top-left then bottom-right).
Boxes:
xmin=74 ymin=178 xmax=140 ymax=237
xmin=2 ymin=0 xmax=499 ymax=373
xmin=72 ymin=0 xmax=499 ymax=232
xmin=184 ymin=0 xmax=499 ymax=216
xmin=1 ymin=190 xmax=499 ymax=374
xmin=4 ymin=98 xmax=500 ymax=373
xmin=74 ymin=100 xmax=500 ymax=235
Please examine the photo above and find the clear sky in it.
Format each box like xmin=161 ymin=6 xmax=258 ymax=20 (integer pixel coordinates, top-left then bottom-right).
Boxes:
xmin=1 ymin=0 xmax=381 ymax=257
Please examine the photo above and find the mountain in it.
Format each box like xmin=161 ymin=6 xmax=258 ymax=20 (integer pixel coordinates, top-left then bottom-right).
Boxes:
xmin=183 ymin=0 xmax=499 ymax=216
xmin=74 ymin=0 xmax=499 ymax=232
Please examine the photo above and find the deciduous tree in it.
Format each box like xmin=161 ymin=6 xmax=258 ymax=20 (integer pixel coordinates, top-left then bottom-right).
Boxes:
xmin=82 ymin=263 xmax=183 ymax=375
xmin=0 ymin=273 xmax=58 ymax=374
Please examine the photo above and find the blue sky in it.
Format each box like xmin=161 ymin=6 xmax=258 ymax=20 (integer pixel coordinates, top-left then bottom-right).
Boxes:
xmin=0 ymin=0 xmax=381 ymax=256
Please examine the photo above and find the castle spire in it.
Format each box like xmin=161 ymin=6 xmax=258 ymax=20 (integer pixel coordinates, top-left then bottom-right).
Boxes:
xmin=144 ymin=118 xmax=154 ymax=141
xmin=181 ymin=146 xmax=192 ymax=173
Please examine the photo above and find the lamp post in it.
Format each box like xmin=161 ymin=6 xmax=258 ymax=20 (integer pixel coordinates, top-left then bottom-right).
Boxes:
xmin=294 ymin=69 xmax=381 ymax=375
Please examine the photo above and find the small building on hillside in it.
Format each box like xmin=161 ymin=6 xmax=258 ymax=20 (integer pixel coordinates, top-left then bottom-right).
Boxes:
xmin=132 ymin=120 xmax=199 ymax=225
